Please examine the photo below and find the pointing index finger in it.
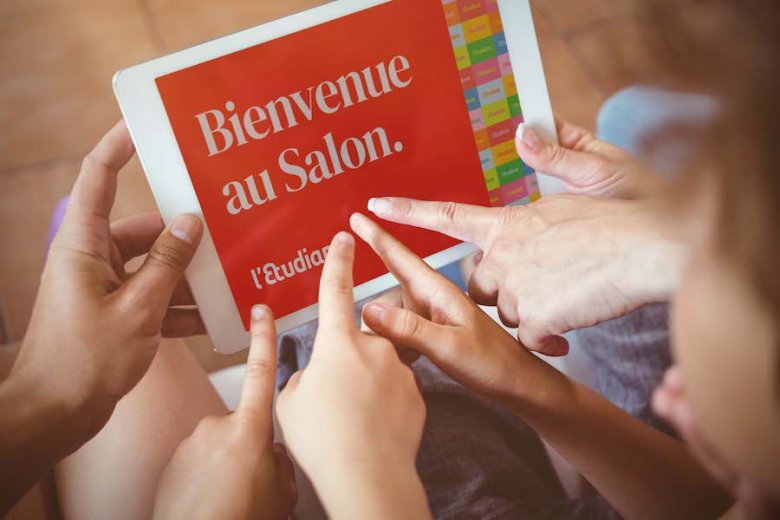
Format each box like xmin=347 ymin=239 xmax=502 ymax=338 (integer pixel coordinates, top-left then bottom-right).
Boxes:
xmin=349 ymin=212 xmax=442 ymax=289
xmin=318 ymin=232 xmax=357 ymax=333
xmin=367 ymin=197 xmax=495 ymax=248
xmin=238 ymin=305 xmax=278 ymax=424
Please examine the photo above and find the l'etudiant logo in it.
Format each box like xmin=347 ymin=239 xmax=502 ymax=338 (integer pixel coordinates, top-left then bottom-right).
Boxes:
xmin=193 ymin=55 xmax=414 ymax=217
xmin=196 ymin=55 xmax=412 ymax=156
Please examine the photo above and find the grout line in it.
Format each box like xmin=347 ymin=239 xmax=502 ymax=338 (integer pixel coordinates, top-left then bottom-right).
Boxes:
xmin=137 ymin=0 xmax=167 ymax=53
xmin=560 ymin=34 xmax=612 ymax=97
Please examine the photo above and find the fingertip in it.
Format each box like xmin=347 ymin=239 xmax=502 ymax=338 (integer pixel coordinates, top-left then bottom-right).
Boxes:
xmin=170 ymin=214 xmax=202 ymax=245
xmin=363 ymin=302 xmax=388 ymax=327
xmin=332 ymin=230 xmax=354 ymax=248
xmin=250 ymin=304 xmax=274 ymax=336
xmin=349 ymin=212 xmax=374 ymax=240
xmin=368 ymin=197 xmax=394 ymax=216
xmin=251 ymin=304 xmax=271 ymax=322
xmin=531 ymin=335 xmax=570 ymax=357
xmin=515 ymin=123 xmax=542 ymax=153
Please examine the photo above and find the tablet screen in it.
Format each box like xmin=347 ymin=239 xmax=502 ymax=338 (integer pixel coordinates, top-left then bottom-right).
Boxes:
xmin=156 ymin=0 xmax=539 ymax=329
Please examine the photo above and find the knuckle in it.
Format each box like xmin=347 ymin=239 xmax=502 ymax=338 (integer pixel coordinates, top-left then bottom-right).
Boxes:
xmin=397 ymin=312 xmax=421 ymax=339
xmin=496 ymin=206 xmax=520 ymax=229
xmin=547 ymin=144 xmax=567 ymax=164
xmin=150 ymin=241 xmax=188 ymax=272
xmin=80 ymin=152 xmax=98 ymax=173
xmin=321 ymin=277 xmax=351 ymax=296
xmin=438 ymin=201 xmax=459 ymax=224
xmin=244 ymin=358 xmax=274 ymax=378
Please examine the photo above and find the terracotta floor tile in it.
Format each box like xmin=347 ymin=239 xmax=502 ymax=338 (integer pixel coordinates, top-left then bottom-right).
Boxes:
xmin=0 ymin=0 xmax=160 ymax=173
xmin=570 ymin=19 xmax=650 ymax=95
xmin=0 ymin=159 xmax=79 ymax=280
xmin=534 ymin=0 xmax=637 ymax=31
xmin=147 ymin=0 xmax=328 ymax=52
xmin=537 ymin=33 xmax=606 ymax=130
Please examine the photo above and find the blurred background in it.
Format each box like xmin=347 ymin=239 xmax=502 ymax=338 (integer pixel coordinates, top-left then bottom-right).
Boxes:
xmin=0 ymin=0 xmax=640 ymax=379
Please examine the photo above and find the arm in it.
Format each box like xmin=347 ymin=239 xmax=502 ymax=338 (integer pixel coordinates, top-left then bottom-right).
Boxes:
xmin=0 ymin=373 xmax=100 ymax=513
xmin=512 ymin=368 xmax=733 ymax=519
xmin=312 ymin=459 xmax=428 ymax=520
xmin=0 ymin=122 xmax=203 ymax=513
xmin=351 ymin=213 xmax=731 ymax=520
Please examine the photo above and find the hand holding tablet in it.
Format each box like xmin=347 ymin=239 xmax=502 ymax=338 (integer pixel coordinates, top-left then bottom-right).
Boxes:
xmin=115 ymin=0 xmax=559 ymax=353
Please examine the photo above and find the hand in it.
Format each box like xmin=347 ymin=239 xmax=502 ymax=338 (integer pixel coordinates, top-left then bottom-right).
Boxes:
xmin=0 ymin=121 xmax=206 ymax=512
xmin=276 ymin=232 xmax=429 ymax=520
xmin=367 ymin=195 xmax=685 ymax=355
xmin=352 ymin=213 xmax=571 ymax=411
xmin=154 ymin=306 xmax=296 ymax=520
xmin=517 ymin=118 xmax=662 ymax=199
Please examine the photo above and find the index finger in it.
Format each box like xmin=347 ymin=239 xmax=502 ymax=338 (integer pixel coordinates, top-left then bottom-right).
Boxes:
xmin=366 ymin=197 xmax=495 ymax=248
xmin=59 ymin=121 xmax=135 ymax=256
xmin=318 ymin=232 xmax=357 ymax=333
xmin=237 ymin=305 xmax=278 ymax=424
xmin=349 ymin=212 xmax=450 ymax=290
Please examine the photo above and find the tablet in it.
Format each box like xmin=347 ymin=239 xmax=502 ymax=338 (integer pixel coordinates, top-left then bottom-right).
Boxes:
xmin=114 ymin=0 xmax=561 ymax=354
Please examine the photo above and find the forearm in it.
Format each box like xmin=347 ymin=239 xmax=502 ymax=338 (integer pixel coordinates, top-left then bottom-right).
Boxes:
xmin=309 ymin=458 xmax=431 ymax=520
xmin=0 ymin=370 xmax=110 ymax=514
xmin=513 ymin=370 xmax=732 ymax=519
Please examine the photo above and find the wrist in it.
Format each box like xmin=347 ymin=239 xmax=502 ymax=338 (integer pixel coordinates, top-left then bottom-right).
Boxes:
xmin=622 ymin=202 xmax=688 ymax=302
xmin=307 ymin=450 xmax=428 ymax=519
xmin=1 ymin=359 xmax=115 ymax=461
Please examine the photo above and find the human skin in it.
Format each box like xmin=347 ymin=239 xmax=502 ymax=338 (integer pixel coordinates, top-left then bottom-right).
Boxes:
xmin=153 ymin=305 xmax=297 ymax=520
xmin=654 ymin=186 xmax=780 ymax=517
xmin=0 ymin=122 xmax=205 ymax=514
xmin=276 ymin=232 xmax=430 ymax=520
xmin=366 ymin=120 xmax=685 ymax=355
xmin=353 ymin=213 xmax=731 ymax=519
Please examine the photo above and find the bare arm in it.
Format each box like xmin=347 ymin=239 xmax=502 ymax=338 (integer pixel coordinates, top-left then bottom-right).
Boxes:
xmin=514 ymin=369 xmax=733 ymax=519
xmin=352 ymin=213 xmax=731 ymax=520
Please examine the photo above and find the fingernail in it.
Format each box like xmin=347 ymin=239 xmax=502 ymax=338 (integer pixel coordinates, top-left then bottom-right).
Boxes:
xmin=333 ymin=231 xmax=353 ymax=245
xmin=251 ymin=304 xmax=268 ymax=321
xmin=170 ymin=214 xmax=200 ymax=245
xmin=368 ymin=197 xmax=393 ymax=216
xmin=364 ymin=303 xmax=387 ymax=323
xmin=516 ymin=123 xmax=542 ymax=152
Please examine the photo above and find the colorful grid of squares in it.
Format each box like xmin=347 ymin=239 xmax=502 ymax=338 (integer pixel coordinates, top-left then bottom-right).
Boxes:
xmin=442 ymin=0 xmax=541 ymax=206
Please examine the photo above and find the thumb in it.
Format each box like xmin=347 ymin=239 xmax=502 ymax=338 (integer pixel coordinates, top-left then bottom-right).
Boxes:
xmin=516 ymin=123 xmax=616 ymax=192
xmin=363 ymin=302 xmax=449 ymax=355
xmin=122 ymin=214 xmax=202 ymax=312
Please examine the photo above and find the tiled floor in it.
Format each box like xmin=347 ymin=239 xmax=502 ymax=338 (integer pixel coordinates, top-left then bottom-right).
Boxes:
xmin=0 ymin=0 xmax=638 ymax=372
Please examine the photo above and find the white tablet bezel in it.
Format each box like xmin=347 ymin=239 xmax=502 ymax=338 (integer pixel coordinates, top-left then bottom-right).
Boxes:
xmin=114 ymin=0 xmax=560 ymax=354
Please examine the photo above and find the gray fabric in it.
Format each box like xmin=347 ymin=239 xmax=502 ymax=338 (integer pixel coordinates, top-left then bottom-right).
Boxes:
xmin=576 ymin=304 xmax=674 ymax=434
